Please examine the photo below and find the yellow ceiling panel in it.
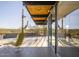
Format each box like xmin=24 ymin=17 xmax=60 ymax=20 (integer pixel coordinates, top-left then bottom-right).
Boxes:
xmin=27 ymin=5 xmax=52 ymax=15
xmin=33 ymin=17 xmax=47 ymax=21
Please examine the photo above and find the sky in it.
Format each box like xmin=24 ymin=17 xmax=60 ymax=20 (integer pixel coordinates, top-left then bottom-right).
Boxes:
xmin=0 ymin=1 xmax=36 ymax=29
xmin=64 ymin=9 xmax=79 ymax=29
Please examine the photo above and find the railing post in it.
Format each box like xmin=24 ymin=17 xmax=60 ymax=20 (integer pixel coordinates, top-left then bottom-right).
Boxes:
xmin=22 ymin=9 xmax=24 ymax=34
xmin=55 ymin=2 xmax=58 ymax=54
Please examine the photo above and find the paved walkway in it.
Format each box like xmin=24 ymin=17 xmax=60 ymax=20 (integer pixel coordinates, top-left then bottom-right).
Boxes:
xmin=0 ymin=36 xmax=79 ymax=57
xmin=0 ymin=36 xmax=48 ymax=47
xmin=0 ymin=47 xmax=56 ymax=57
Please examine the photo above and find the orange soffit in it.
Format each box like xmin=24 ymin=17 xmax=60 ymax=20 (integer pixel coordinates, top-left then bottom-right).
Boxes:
xmin=33 ymin=17 xmax=47 ymax=21
xmin=27 ymin=5 xmax=52 ymax=15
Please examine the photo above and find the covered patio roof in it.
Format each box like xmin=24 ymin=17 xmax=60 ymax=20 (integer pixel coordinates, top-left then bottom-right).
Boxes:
xmin=23 ymin=1 xmax=57 ymax=25
xmin=23 ymin=1 xmax=79 ymax=25
xmin=52 ymin=1 xmax=79 ymax=20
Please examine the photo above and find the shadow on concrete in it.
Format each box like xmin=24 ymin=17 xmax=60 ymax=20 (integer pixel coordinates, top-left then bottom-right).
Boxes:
xmin=0 ymin=46 xmax=56 ymax=57
xmin=57 ymin=46 xmax=79 ymax=57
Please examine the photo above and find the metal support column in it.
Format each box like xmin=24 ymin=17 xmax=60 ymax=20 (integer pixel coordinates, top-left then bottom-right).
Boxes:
xmin=55 ymin=3 xmax=58 ymax=54
xmin=48 ymin=14 xmax=52 ymax=47
xmin=62 ymin=18 xmax=63 ymax=30
xmin=22 ymin=9 xmax=24 ymax=33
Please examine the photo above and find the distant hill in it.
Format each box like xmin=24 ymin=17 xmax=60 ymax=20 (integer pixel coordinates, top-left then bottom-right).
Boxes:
xmin=0 ymin=27 xmax=47 ymax=34
xmin=57 ymin=29 xmax=79 ymax=38
xmin=0 ymin=29 xmax=21 ymax=34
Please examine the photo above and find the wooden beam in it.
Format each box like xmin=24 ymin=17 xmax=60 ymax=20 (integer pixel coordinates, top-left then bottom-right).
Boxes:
xmin=34 ymin=20 xmax=47 ymax=25
xmin=23 ymin=1 xmax=56 ymax=5
xmin=32 ymin=15 xmax=48 ymax=17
